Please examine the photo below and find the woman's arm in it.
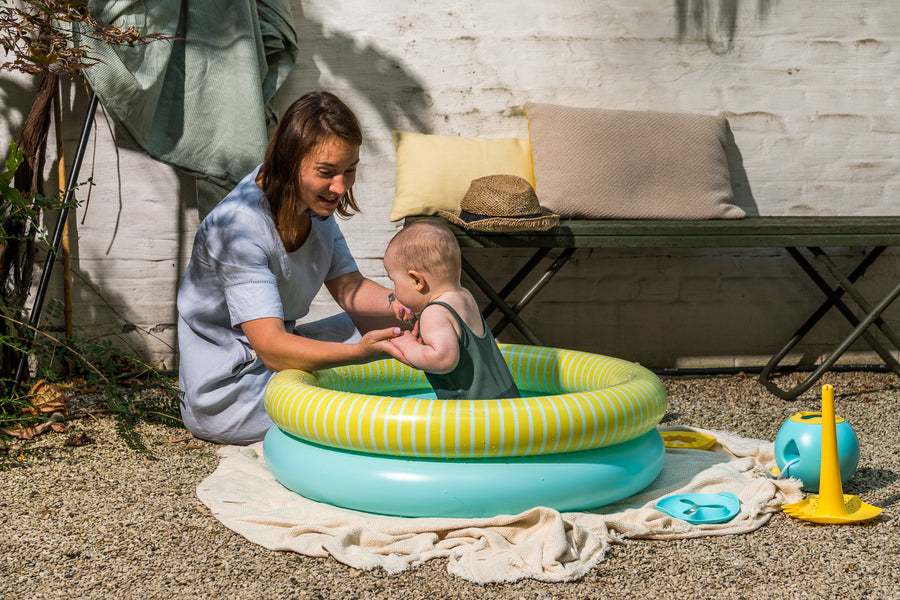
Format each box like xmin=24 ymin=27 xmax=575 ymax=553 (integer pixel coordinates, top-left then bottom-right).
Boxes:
xmin=242 ymin=316 xmax=403 ymax=372
xmin=325 ymin=270 xmax=413 ymax=331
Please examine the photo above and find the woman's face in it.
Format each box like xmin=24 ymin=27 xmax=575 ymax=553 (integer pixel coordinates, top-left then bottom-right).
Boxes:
xmin=298 ymin=137 xmax=360 ymax=217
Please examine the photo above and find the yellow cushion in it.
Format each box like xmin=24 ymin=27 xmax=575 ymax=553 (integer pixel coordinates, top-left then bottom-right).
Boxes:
xmin=390 ymin=131 xmax=535 ymax=222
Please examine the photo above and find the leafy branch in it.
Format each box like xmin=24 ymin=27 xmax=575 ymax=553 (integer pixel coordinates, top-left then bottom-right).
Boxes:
xmin=0 ymin=0 xmax=169 ymax=77
xmin=0 ymin=141 xmax=80 ymax=247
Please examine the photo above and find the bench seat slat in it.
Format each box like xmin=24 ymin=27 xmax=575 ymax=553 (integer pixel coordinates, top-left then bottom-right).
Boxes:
xmin=406 ymin=216 xmax=900 ymax=249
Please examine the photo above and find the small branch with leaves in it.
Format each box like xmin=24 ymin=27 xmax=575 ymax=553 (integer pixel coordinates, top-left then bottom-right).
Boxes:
xmin=0 ymin=0 xmax=170 ymax=77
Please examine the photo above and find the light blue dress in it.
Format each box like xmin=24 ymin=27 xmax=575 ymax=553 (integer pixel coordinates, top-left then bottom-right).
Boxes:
xmin=177 ymin=167 xmax=359 ymax=445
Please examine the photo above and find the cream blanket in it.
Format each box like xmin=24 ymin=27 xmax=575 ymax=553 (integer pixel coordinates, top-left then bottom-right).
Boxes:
xmin=197 ymin=426 xmax=802 ymax=584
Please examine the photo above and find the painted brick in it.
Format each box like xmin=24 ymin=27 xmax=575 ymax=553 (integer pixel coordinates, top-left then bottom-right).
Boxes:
xmin=3 ymin=0 xmax=900 ymax=370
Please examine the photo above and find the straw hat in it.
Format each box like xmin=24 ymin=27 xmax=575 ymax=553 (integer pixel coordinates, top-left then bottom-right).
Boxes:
xmin=437 ymin=174 xmax=559 ymax=232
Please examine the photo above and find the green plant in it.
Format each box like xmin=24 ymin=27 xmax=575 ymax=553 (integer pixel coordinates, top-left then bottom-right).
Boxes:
xmin=0 ymin=1 xmax=176 ymax=451
xmin=39 ymin=333 xmax=182 ymax=455
xmin=0 ymin=1 xmax=167 ymax=385
xmin=1 ymin=309 xmax=182 ymax=456
xmin=0 ymin=141 xmax=80 ymax=398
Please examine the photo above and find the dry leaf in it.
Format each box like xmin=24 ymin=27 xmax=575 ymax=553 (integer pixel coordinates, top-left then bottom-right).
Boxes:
xmin=3 ymin=412 xmax=67 ymax=440
xmin=3 ymin=425 xmax=39 ymax=440
xmin=64 ymin=433 xmax=94 ymax=447
xmin=23 ymin=380 xmax=69 ymax=417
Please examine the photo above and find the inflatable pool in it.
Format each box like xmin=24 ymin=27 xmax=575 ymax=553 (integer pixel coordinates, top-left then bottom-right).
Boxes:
xmin=263 ymin=343 xmax=667 ymax=517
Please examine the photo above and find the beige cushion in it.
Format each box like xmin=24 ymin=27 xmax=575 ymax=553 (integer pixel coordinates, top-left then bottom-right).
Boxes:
xmin=390 ymin=131 xmax=535 ymax=222
xmin=523 ymin=102 xmax=744 ymax=220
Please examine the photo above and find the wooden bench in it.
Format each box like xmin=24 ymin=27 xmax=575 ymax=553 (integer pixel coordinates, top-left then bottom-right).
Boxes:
xmin=406 ymin=215 xmax=900 ymax=400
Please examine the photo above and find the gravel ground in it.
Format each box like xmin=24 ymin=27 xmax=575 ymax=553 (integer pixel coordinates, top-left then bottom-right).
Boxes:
xmin=1 ymin=370 xmax=898 ymax=600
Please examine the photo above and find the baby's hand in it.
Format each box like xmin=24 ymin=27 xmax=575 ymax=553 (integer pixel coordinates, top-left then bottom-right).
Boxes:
xmin=389 ymin=330 xmax=426 ymax=368
xmin=389 ymin=329 xmax=423 ymax=355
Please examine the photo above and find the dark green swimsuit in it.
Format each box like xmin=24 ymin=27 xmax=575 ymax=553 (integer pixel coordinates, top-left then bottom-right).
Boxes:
xmin=422 ymin=301 xmax=521 ymax=399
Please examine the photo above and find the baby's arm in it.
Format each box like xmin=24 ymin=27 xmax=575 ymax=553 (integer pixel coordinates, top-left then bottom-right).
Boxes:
xmin=389 ymin=307 xmax=460 ymax=374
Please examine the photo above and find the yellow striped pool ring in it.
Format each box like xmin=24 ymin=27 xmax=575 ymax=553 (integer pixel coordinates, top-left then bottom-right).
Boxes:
xmin=264 ymin=343 xmax=667 ymax=459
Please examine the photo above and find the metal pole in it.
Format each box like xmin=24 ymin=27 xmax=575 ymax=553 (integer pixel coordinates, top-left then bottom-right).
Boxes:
xmin=11 ymin=92 xmax=99 ymax=395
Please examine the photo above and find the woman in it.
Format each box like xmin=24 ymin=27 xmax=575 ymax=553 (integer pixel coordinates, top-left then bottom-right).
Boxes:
xmin=177 ymin=91 xmax=412 ymax=445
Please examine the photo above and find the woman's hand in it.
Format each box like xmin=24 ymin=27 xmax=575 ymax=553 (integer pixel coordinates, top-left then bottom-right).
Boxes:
xmin=360 ymin=327 xmax=406 ymax=362
xmin=326 ymin=271 xmax=414 ymax=331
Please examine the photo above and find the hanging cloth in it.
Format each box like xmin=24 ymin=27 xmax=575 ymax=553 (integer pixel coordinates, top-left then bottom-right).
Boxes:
xmin=72 ymin=0 xmax=298 ymax=217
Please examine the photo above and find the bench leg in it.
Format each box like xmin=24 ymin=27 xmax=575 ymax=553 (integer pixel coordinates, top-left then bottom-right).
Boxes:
xmin=460 ymin=248 xmax=578 ymax=346
xmin=461 ymin=256 xmax=544 ymax=346
xmin=759 ymin=246 xmax=900 ymax=400
xmin=812 ymin=247 xmax=900 ymax=352
xmin=482 ymin=249 xmax=550 ymax=321
xmin=491 ymin=248 xmax=576 ymax=337
xmin=788 ymin=247 xmax=900 ymax=372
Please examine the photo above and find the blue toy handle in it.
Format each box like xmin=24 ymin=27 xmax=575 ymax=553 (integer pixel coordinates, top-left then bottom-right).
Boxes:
xmin=779 ymin=457 xmax=801 ymax=479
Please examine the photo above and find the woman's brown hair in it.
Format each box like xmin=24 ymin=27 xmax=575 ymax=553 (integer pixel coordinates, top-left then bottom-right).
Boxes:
xmin=257 ymin=91 xmax=362 ymax=248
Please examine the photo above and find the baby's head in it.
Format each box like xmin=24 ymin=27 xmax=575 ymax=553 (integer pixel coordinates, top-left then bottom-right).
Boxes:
xmin=384 ymin=221 xmax=461 ymax=294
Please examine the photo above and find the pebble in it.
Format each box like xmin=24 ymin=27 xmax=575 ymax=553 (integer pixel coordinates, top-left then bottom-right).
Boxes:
xmin=1 ymin=371 xmax=898 ymax=599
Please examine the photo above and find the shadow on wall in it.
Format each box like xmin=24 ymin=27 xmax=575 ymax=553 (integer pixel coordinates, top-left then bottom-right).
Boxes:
xmin=675 ymin=0 xmax=780 ymax=54
xmin=11 ymin=4 xmax=434 ymax=370
xmin=49 ymin=85 xmax=189 ymax=368
xmin=725 ymin=121 xmax=758 ymax=215
xmin=0 ymin=75 xmax=33 ymax=143
xmin=284 ymin=4 xmax=431 ymax=134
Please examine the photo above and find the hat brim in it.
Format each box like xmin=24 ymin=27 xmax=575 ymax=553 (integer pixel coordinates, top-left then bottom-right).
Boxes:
xmin=437 ymin=209 xmax=559 ymax=232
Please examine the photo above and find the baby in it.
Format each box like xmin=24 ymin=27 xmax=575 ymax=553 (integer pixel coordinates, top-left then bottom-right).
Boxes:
xmin=384 ymin=220 xmax=520 ymax=399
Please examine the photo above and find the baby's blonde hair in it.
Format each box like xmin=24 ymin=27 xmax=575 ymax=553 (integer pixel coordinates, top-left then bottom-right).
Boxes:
xmin=386 ymin=220 xmax=461 ymax=281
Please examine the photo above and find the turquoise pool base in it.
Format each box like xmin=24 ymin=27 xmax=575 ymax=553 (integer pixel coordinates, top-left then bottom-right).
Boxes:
xmin=263 ymin=426 xmax=665 ymax=518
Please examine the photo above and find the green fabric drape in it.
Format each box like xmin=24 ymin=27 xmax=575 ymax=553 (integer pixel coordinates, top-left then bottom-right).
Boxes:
xmin=74 ymin=1 xmax=298 ymax=218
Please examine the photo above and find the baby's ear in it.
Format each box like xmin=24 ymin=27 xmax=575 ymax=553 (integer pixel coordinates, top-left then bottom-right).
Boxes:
xmin=409 ymin=269 xmax=426 ymax=291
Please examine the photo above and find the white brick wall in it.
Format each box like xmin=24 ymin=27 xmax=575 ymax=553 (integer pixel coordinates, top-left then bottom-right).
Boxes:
xmin=3 ymin=0 xmax=899 ymax=369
